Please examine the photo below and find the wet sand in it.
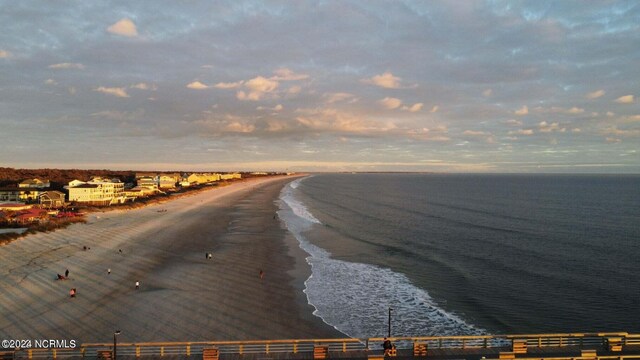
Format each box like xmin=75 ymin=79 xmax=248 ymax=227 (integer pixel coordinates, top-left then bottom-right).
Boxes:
xmin=0 ymin=176 xmax=344 ymax=343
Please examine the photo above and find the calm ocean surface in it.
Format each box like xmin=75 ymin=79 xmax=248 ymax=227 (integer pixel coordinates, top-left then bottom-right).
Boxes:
xmin=278 ymin=174 xmax=640 ymax=338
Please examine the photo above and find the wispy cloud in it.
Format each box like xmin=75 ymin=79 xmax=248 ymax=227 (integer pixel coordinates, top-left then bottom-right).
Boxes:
xmin=324 ymin=92 xmax=357 ymax=104
xmin=213 ymin=80 xmax=244 ymax=89
xmin=186 ymin=81 xmax=210 ymax=90
xmin=0 ymin=50 xmax=11 ymax=58
xmin=509 ymin=129 xmax=534 ymax=135
xmin=378 ymin=97 xmax=403 ymax=109
xmin=94 ymin=86 xmax=129 ymax=98
xmin=270 ymin=68 xmax=309 ymax=81
xmin=362 ymin=72 xmax=403 ymax=89
xmin=131 ymin=83 xmax=156 ymax=90
xmin=514 ymin=106 xmax=529 ymax=115
xmin=586 ymin=89 xmax=605 ymax=99
xmin=107 ymin=18 xmax=138 ymax=37
xmin=615 ymin=95 xmax=634 ymax=104
xmin=237 ymin=76 xmax=279 ymax=101
xmin=538 ymin=121 xmax=565 ymax=133
xmin=402 ymin=103 xmax=423 ymax=112
xmin=48 ymin=63 xmax=85 ymax=70
xmin=430 ymin=105 xmax=439 ymax=113
xmin=482 ymin=88 xmax=493 ymax=97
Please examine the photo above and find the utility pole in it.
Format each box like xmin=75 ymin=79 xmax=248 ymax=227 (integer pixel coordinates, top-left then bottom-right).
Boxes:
xmin=113 ymin=330 xmax=121 ymax=359
xmin=388 ymin=307 xmax=393 ymax=337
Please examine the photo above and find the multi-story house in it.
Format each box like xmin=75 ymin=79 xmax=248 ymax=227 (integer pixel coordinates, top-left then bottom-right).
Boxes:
xmin=0 ymin=187 xmax=44 ymax=203
xmin=220 ymin=173 xmax=242 ymax=180
xmin=159 ymin=175 xmax=177 ymax=189
xmin=19 ymin=178 xmax=50 ymax=188
xmin=137 ymin=176 xmax=158 ymax=189
xmin=39 ymin=191 xmax=66 ymax=208
xmin=67 ymin=177 xmax=126 ymax=206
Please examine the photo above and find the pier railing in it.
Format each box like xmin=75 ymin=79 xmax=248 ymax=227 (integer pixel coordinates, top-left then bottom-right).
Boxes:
xmin=7 ymin=332 xmax=639 ymax=359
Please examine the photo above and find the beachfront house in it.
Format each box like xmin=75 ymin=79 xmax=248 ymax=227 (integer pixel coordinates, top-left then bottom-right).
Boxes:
xmin=220 ymin=173 xmax=242 ymax=180
xmin=0 ymin=188 xmax=21 ymax=202
xmin=19 ymin=178 xmax=51 ymax=188
xmin=67 ymin=177 xmax=126 ymax=206
xmin=159 ymin=175 xmax=178 ymax=189
xmin=186 ymin=173 xmax=202 ymax=185
xmin=137 ymin=176 xmax=158 ymax=189
xmin=39 ymin=191 xmax=66 ymax=208
xmin=0 ymin=187 xmax=45 ymax=203
xmin=124 ymin=186 xmax=156 ymax=200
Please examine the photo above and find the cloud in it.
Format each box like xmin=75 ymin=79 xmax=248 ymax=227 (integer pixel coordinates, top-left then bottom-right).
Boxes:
xmin=406 ymin=127 xmax=450 ymax=142
xmin=403 ymin=103 xmax=423 ymax=112
xmin=48 ymin=63 xmax=85 ymax=70
xmin=224 ymin=121 xmax=256 ymax=133
xmin=44 ymin=78 xmax=56 ymax=85
xmin=482 ymin=89 xmax=493 ymax=97
xmin=378 ymin=97 xmax=403 ymax=109
xmin=514 ymin=106 xmax=528 ymax=115
xmin=295 ymin=107 xmax=397 ymax=135
xmin=90 ymin=109 xmax=145 ymax=121
xmin=245 ymin=76 xmax=279 ymax=93
xmin=566 ymin=107 xmax=584 ymax=114
xmin=506 ymin=119 xmax=523 ymax=126
xmin=256 ymin=104 xmax=283 ymax=112
xmin=463 ymin=130 xmax=489 ymax=136
xmin=601 ymin=126 xmax=640 ymax=137
xmin=586 ymin=90 xmax=605 ymax=99
xmin=430 ymin=105 xmax=439 ymax=113
xmin=538 ymin=121 xmax=565 ymax=133
xmin=107 ymin=18 xmax=138 ymax=37
xmin=236 ymin=76 xmax=280 ymax=101
xmin=614 ymin=95 xmax=634 ymax=104
xmin=270 ymin=68 xmax=309 ymax=81
xmin=131 ymin=83 xmax=156 ymax=90
xmin=213 ymin=80 xmax=244 ymax=89
xmin=509 ymin=129 xmax=534 ymax=135
xmin=362 ymin=72 xmax=403 ymax=89
xmin=0 ymin=50 xmax=11 ymax=58
xmin=324 ymin=92 xmax=356 ymax=104
xmin=186 ymin=81 xmax=210 ymax=90
xmin=287 ymin=85 xmax=302 ymax=95
xmin=94 ymin=86 xmax=129 ymax=98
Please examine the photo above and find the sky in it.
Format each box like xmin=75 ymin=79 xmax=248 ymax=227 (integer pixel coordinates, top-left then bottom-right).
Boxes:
xmin=1 ymin=1 xmax=639 ymax=173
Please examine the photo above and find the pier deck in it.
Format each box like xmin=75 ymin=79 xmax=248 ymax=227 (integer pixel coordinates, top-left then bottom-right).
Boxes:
xmin=5 ymin=332 xmax=640 ymax=360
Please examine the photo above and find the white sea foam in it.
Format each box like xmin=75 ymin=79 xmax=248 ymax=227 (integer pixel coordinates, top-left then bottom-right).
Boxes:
xmin=279 ymin=177 xmax=485 ymax=338
xmin=281 ymin=178 xmax=322 ymax=224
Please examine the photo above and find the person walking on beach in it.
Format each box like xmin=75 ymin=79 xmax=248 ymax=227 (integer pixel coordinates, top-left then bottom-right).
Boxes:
xmin=65 ymin=269 xmax=69 ymax=278
xmin=135 ymin=281 xmax=140 ymax=290
xmin=259 ymin=269 xmax=264 ymax=279
xmin=69 ymin=288 xmax=76 ymax=298
xmin=107 ymin=268 xmax=111 ymax=275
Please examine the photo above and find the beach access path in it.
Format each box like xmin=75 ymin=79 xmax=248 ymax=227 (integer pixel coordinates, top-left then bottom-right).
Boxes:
xmin=0 ymin=176 xmax=344 ymax=343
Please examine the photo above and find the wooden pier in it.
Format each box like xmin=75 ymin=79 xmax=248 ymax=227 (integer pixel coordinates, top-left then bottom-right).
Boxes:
xmin=3 ymin=332 xmax=640 ymax=360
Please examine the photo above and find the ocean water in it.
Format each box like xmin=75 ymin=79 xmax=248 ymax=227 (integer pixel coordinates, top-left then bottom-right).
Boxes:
xmin=278 ymin=174 xmax=640 ymax=338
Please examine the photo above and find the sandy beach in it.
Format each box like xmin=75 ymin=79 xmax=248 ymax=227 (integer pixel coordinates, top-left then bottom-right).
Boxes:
xmin=0 ymin=176 xmax=344 ymax=343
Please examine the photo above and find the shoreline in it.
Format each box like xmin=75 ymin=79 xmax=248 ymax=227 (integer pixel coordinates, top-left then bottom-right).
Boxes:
xmin=0 ymin=175 xmax=343 ymax=342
